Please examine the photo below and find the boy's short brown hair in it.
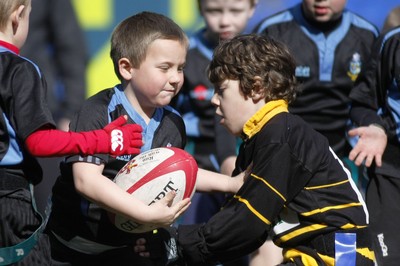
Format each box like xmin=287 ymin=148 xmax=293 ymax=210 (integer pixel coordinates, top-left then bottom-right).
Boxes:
xmin=208 ymin=34 xmax=297 ymax=104
xmin=110 ymin=11 xmax=189 ymax=81
xmin=0 ymin=0 xmax=29 ymax=30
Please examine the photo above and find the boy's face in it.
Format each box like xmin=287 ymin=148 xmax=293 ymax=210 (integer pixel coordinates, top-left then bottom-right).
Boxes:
xmin=129 ymin=39 xmax=186 ymax=112
xmin=211 ymin=79 xmax=256 ymax=136
xmin=302 ymin=0 xmax=347 ymax=23
xmin=200 ymin=0 xmax=255 ymax=44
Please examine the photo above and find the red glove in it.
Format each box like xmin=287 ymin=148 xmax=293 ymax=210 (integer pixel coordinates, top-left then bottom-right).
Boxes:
xmin=26 ymin=116 xmax=143 ymax=157
xmin=99 ymin=115 xmax=143 ymax=156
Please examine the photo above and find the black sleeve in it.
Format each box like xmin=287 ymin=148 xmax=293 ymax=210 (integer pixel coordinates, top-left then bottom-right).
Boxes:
xmin=177 ymin=143 xmax=311 ymax=265
xmin=349 ymin=35 xmax=382 ymax=126
xmin=350 ymin=29 xmax=400 ymax=135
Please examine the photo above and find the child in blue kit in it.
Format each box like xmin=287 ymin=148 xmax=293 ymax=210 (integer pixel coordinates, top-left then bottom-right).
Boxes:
xmin=45 ymin=11 xmax=245 ymax=266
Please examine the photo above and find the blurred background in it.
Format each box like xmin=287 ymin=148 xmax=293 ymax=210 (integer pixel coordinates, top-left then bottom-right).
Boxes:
xmin=71 ymin=0 xmax=400 ymax=97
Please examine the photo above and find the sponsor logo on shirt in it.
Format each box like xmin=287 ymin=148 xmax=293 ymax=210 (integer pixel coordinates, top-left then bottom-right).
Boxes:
xmin=295 ymin=66 xmax=310 ymax=78
xmin=347 ymin=52 xmax=361 ymax=81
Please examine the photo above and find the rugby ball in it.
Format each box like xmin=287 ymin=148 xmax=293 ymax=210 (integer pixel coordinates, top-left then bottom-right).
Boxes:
xmin=109 ymin=147 xmax=198 ymax=233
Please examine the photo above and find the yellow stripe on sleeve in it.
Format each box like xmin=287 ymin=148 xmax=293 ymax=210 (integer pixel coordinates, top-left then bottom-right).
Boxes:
xmin=251 ymin=174 xmax=286 ymax=202
xmin=233 ymin=195 xmax=271 ymax=225
xmin=305 ymin=179 xmax=349 ymax=190
xmin=301 ymin=202 xmax=362 ymax=217
xmin=277 ymin=224 xmax=328 ymax=244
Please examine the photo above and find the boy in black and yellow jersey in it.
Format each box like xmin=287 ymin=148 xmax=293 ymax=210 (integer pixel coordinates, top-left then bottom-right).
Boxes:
xmin=134 ymin=34 xmax=375 ymax=266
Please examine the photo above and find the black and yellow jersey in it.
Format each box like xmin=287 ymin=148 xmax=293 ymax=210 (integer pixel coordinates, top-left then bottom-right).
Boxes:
xmin=176 ymin=100 xmax=374 ymax=265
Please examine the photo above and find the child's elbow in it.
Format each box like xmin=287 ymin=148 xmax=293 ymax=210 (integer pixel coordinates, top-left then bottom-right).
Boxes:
xmin=73 ymin=174 xmax=89 ymax=195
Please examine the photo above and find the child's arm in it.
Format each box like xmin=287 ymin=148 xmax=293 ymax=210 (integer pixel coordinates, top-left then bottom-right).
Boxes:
xmin=25 ymin=115 xmax=143 ymax=157
xmin=195 ymin=168 xmax=247 ymax=194
xmin=72 ymin=162 xmax=190 ymax=227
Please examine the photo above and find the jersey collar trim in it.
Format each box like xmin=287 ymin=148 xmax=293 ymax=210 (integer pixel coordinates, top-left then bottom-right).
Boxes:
xmin=242 ymin=100 xmax=288 ymax=139
xmin=0 ymin=40 xmax=19 ymax=54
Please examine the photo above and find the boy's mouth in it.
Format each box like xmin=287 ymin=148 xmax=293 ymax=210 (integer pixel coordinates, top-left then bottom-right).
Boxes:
xmin=219 ymin=31 xmax=233 ymax=40
xmin=314 ymin=6 xmax=329 ymax=16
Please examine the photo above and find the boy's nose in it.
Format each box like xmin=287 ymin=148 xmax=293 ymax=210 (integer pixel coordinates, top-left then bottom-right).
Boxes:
xmin=220 ymin=13 xmax=232 ymax=26
xmin=169 ymin=72 xmax=182 ymax=84
xmin=211 ymin=93 xmax=219 ymax=106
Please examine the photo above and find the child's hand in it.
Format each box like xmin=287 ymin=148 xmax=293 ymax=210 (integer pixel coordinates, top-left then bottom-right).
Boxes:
xmin=102 ymin=115 xmax=143 ymax=156
xmin=348 ymin=125 xmax=387 ymax=167
xmin=146 ymin=191 xmax=191 ymax=228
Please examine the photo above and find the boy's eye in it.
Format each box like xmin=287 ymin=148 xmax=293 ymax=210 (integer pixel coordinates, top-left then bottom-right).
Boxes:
xmin=205 ymin=8 xmax=222 ymax=15
xmin=159 ymin=65 xmax=185 ymax=73
xmin=230 ymin=9 xmax=244 ymax=15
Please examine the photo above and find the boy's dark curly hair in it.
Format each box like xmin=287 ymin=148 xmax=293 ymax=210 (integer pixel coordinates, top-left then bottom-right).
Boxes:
xmin=208 ymin=34 xmax=297 ymax=104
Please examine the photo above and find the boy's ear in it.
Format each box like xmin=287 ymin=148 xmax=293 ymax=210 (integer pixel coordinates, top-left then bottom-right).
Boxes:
xmin=11 ymin=5 xmax=26 ymax=34
xmin=251 ymin=76 xmax=265 ymax=101
xmin=249 ymin=0 xmax=259 ymax=17
xmin=118 ymin=58 xmax=133 ymax=80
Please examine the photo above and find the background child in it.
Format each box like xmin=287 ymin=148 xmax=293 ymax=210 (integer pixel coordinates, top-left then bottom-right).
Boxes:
xmin=382 ymin=6 xmax=400 ymax=32
xmin=253 ymin=0 xmax=379 ymax=192
xmin=45 ymin=11 xmax=244 ymax=265
xmin=348 ymin=26 xmax=400 ymax=266
xmin=135 ymin=34 xmax=375 ymax=266
xmin=0 ymin=1 xmax=143 ymax=265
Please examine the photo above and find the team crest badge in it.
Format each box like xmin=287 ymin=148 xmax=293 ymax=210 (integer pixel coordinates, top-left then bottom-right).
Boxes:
xmin=347 ymin=53 xmax=361 ymax=81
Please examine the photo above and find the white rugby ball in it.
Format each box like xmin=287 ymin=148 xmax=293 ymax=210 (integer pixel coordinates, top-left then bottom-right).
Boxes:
xmin=109 ymin=147 xmax=198 ymax=233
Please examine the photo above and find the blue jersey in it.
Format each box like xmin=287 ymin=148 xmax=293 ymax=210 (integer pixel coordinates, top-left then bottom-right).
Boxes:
xmin=47 ymin=85 xmax=186 ymax=249
xmin=0 ymin=45 xmax=54 ymax=183
xmin=254 ymin=4 xmax=378 ymax=157
xmin=350 ymin=27 xmax=400 ymax=178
